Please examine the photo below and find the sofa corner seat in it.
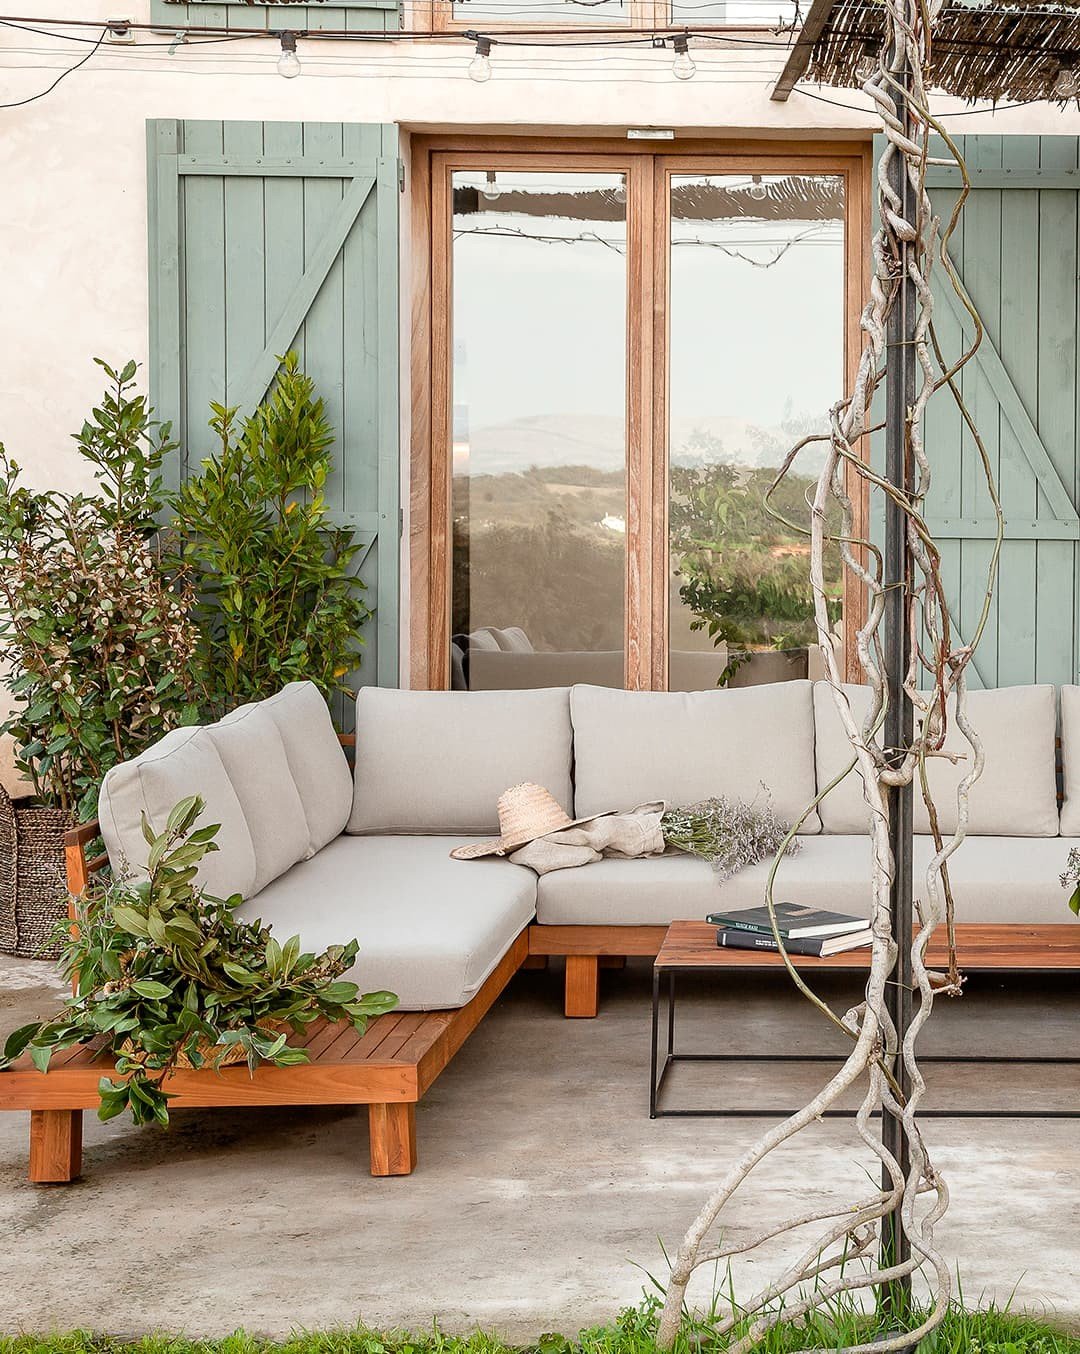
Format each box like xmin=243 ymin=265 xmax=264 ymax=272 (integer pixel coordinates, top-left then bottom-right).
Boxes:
xmin=236 ymin=836 xmax=537 ymax=1011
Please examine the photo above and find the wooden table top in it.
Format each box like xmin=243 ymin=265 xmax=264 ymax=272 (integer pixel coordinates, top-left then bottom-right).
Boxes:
xmin=655 ymin=921 xmax=1080 ymax=971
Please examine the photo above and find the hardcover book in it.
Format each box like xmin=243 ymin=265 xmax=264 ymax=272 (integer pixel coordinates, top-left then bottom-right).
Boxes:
xmin=715 ymin=927 xmax=874 ymax=958
xmin=704 ymin=901 xmax=870 ymax=939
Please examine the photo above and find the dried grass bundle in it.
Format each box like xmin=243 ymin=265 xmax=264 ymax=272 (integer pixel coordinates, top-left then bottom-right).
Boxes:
xmin=661 ymin=790 xmax=800 ymax=883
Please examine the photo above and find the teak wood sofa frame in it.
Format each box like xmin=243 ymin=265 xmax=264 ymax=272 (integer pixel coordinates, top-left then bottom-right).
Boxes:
xmin=1 ymin=820 xmax=534 ymax=1182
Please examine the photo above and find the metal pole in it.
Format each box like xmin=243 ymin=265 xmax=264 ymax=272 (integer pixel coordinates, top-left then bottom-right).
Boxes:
xmin=880 ymin=26 xmax=916 ymax=1321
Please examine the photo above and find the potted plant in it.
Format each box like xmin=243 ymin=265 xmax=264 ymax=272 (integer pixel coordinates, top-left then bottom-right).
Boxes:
xmin=0 ymin=360 xmax=201 ymax=957
xmin=171 ymin=352 xmax=373 ymax=717
xmin=0 ymin=796 xmax=397 ymax=1125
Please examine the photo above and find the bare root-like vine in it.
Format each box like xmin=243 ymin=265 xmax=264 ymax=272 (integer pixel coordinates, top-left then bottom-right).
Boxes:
xmin=655 ymin=0 xmax=1003 ymax=1347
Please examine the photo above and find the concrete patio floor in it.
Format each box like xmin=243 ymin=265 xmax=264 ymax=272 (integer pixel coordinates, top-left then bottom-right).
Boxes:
xmin=2 ymin=952 xmax=1079 ymax=1339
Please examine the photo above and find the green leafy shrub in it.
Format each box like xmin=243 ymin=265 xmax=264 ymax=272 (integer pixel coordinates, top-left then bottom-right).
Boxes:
xmin=0 ymin=795 xmax=397 ymax=1125
xmin=171 ymin=353 xmax=372 ymax=717
xmin=0 ymin=360 xmax=200 ymax=820
xmin=669 ymin=459 xmax=842 ymax=682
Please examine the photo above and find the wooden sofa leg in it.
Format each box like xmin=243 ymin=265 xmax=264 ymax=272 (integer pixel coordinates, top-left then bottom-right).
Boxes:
xmin=368 ymin=1102 xmax=417 ymax=1176
xmin=29 ymin=1109 xmax=82 ymax=1184
xmin=565 ymin=955 xmax=599 ymax=1018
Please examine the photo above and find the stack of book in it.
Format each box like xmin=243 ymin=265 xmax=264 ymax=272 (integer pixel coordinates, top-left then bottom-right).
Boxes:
xmin=706 ymin=902 xmax=873 ymax=957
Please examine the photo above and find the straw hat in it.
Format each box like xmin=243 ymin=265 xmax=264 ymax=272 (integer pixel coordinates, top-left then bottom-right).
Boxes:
xmin=450 ymin=783 xmax=609 ymax=860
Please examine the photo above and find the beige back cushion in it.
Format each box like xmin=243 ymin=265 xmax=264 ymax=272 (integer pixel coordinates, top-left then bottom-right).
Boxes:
xmin=208 ymin=705 xmax=311 ymax=895
xmin=348 ymin=686 xmax=574 ymax=834
xmin=99 ymin=681 xmax=350 ymax=901
xmin=1059 ymin=686 xmax=1080 ymax=835
xmin=570 ymin=681 xmax=821 ymax=833
xmin=260 ymin=682 xmax=353 ymax=852
xmin=99 ymin=726 xmax=257 ymax=900
xmin=813 ymin=681 xmax=1060 ymax=836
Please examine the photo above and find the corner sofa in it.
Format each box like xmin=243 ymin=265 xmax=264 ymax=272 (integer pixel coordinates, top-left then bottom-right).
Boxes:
xmin=34 ymin=677 xmax=1080 ymax=1178
xmin=100 ymin=676 xmax=1078 ymax=1015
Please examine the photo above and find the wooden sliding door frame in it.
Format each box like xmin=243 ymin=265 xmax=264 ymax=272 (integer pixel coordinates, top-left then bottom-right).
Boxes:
xmin=410 ymin=135 xmax=871 ymax=691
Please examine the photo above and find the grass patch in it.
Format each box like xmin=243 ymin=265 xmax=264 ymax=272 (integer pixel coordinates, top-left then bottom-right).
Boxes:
xmin=3 ymin=1299 xmax=1079 ymax=1354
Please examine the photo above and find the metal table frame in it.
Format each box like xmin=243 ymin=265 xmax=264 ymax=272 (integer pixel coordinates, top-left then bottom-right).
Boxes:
xmin=650 ymin=963 xmax=1080 ymax=1120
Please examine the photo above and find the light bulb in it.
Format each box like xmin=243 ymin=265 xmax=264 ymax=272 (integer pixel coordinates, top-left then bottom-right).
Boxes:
xmin=612 ymin=180 xmax=627 ymax=205
xmin=480 ymin=171 xmax=500 ymax=202
xmin=748 ymin=175 xmax=767 ymax=201
xmin=672 ymin=34 xmax=696 ymax=81
xmin=468 ymin=34 xmax=493 ymax=83
xmin=277 ymin=32 xmax=301 ymax=79
xmin=1054 ymin=64 xmax=1080 ymax=98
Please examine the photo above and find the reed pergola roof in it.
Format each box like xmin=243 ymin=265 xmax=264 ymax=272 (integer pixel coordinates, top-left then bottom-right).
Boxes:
xmin=772 ymin=0 xmax=1080 ymax=102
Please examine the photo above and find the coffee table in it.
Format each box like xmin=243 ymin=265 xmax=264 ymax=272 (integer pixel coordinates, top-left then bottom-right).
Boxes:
xmin=650 ymin=920 xmax=1080 ymax=1120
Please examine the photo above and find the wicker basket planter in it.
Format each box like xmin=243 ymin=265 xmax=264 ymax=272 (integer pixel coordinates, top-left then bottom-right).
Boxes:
xmin=0 ymin=785 xmax=74 ymax=960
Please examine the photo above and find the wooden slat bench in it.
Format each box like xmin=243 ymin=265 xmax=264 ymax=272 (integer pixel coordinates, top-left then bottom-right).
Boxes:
xmin=0 ymin=815 xmax=529 ymax=1182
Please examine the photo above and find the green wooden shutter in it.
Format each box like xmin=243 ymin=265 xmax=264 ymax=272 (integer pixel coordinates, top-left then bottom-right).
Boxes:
xmin=875 ymin=134 xmax=1080 ymax=689
xmin=147 ymin=119 xmax=401 ymax=695
xmin=149 ymin=1 xmax=399 ymax=34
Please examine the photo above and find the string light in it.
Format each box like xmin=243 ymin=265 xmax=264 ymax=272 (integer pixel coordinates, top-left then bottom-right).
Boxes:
xmin=748 ymin=173 xmax=767 ymax=199
xmin=466 ymin=31 xmax=493 ymax=81
xmin=274 ymin=30 xmax=301 ymax=79
xmin=671 ymin=32 xmax=696 ymax=80
xmin=480 ymin=169 xmax=501 ymax=200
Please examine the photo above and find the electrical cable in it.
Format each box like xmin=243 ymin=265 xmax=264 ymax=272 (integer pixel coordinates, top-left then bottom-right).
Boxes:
xmin=791 ymin=85 xmax=1042 ymax=117
xmin=0 ymin=21 xmax=106 ymax=107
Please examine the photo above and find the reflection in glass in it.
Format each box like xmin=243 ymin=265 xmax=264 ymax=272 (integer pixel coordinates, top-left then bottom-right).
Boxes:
xmin=450 ymin=170 xmax=627 ymax=691
xmin=667 ymin=173 xmax=844 ymax=691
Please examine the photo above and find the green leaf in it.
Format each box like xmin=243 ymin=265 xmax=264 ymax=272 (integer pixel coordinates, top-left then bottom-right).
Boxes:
xmin=221 ymin=961 xmax=259 ymax=986
xmin=131 ymin=979 xmax=172 ymax=1000
xmin=109 ymin=905 xmax=150 ymax=939
xmin=166 ymin=795 xmax=203 ymax=835
xmin=1070 ymin=886 xmax=1080 ymax=917
xmin=30 ymin=1043 xmax=52 ymax=1074
xmin=1 ymin=1022 xmax=41 ymax=1065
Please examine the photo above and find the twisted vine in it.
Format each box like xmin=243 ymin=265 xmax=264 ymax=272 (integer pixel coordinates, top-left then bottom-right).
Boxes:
xmin=655 ymin=1 xmax=1003 ymax=1347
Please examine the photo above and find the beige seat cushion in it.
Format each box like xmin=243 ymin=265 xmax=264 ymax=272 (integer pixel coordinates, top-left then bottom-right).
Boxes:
xmin=99 ymin=726 xmax=257 ymax=901
xmin=237 ymin=836 xmax=537 ymax=1010
xmin=813 ymin=682 xmax=1060 ymax=837
xmin=348 ymin=686 xmax=574 ymax=834
xmin=570 ymin=681 xmax=821 ymax=833
xmin=535 ymin=833 xmax=1072 ymax=927
xmin=536 ymin=835 xmax=870 ymax=926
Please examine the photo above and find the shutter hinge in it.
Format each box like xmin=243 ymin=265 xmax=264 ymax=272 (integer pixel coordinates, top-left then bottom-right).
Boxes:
xmin=399 ymin=506 xmax=404 ymax=536
xmin=398 ymin=160 xmax=405 ymax=194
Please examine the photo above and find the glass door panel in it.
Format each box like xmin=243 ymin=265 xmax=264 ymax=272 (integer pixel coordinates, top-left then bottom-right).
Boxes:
xmin=450 ymin=169 xmax=627 ymax=691
xmin=666 ymin=172 xmax=845 ymax=690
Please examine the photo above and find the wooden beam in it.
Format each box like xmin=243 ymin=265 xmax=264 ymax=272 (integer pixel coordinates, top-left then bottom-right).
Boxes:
xmin=771 ymin=0 xmax=839 ymax=102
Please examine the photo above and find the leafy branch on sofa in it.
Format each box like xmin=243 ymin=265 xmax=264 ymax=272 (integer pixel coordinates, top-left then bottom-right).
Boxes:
xmin=171 ymin=352 xmax=373 ymax=717
xmin=0 ymin=795 xmax=397 ymax=1126
xmin=0 ymin=359 xmax=201 ymax=821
